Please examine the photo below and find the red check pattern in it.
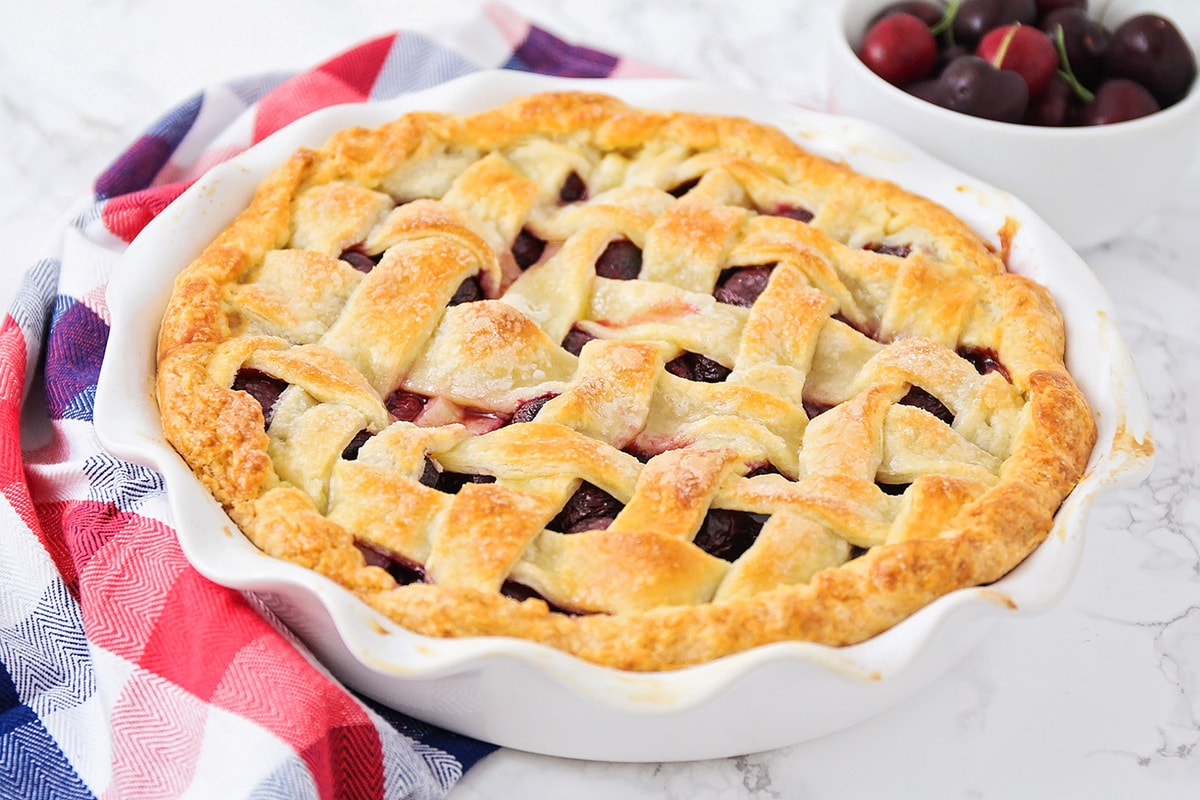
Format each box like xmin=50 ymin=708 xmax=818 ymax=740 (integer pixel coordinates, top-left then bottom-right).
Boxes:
xmin=0 ymin=5 xmax=671 ymax=797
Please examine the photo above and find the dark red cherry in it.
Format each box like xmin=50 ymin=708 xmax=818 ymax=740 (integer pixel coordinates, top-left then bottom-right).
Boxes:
xmin=959 ymin=346 xmax=1011 ymax=381
xmin=341 ymin=429 xmax=373 ymax=460
xmin=448 ymin=276 xmax=483 ymax=305
xmin=900 ymin=386 xmax=954 ymax=425
xmin=436 ymin=472 xmax=496 ymax=494
xmin=232 ymin=369 xmax=287 ymax=427
xmin=1076 ymin=78 xmax=1160 ymax=125
xmin=561 ymin=326 xmax=595 ymax=356
xmin=769 ymin=204 xmax=814 ymax=223
xmin=908 ymin=78 xmax=946 ymax=106
xmin=1034 ymin=0 xmax=1085 ymax=12
xmin=863 ymin=242 xmax=912 ymax=258
xmin=714 ymin=265 xmax=774 ymax=307
xmin=594 ymin=239 xmax=643 ymax=280
xmin=693 ymin=510 xmax=765 ymax=562
xmin=868 ymin=1 xmax=944 ymax=28
xmin=510 ymin=394 xmax=556 ymax=424
xmin=559 ymin=171 xmax=586 ymax=203
xmin=338 ymin=248 xmax=378 ymax=273
xmin=665 ymin=352 xmax=732 ymax=383
xmin=550 ymin=482 xmax=623 ymax=533
xmin=860 ymin=12 xmax=939 ymax=86
xmin=386 ymin=389 xmax=427 ymax=421
xmin=1040 ymin=8 xmax=1110 ymax=90
xmin=953 ymin=0 xmax=1037 ymax=45
xmin=1105 ymin=14 xmax=1197 ymax=107
xmin=934 ymin=55 xmax=1030 ymax=122
xmin=1025 ymin=72 xmax=1076 ymax=125
xmin=512 ymin=228 xmax=546 ymax=270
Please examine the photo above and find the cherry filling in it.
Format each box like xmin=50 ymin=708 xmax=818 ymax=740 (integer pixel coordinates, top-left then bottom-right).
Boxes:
xmin=558 ymin=171 xmax=586 ymax=204
xmin=561 ymin=326 xmax=596 ymax=356
xmin=693 ymin=509 xmax=766 ymax=562
xmin=385 ymin=389 xmax=428 ymax=422
xmin=667 ymin=177 xmax=700 ymax=198
xmin=714 ymin=265 xmax=774 ymax=307
xmin=436 ymin=471 xmax=497 ymax=494
xmin=959 ymin=346 xmax=1011 ymax=382
xmin=666 ymin=352 xmax=732 ymax=383
xmin=863 ymin=242 xmax=912 ymax=258
xmin=341 ymin=429 xmax=373 ymax=460
xmin=338 ymin=247 xmax=380 ymax=273
xmin=768 ymin=204 xmax=814 ymax=223
xmin=232 ymin=369 xmax=288 ymax=427
xmin=548 ymin=482 xmax=623 ymax=533
xmin=803 ymin=400 xmax=834 ymax=419
xmin=512 ymin=229 xmax=546 ymax=270
xmin=499 ymin=580 xmax=586 ymax=614
xmin=900 ymin=386 xmax=954 ymax=425
xmin=594 ymin=239 xmax=643 ymax=280
xmin=448 ymin=276 xmax=483 ymax=306
xmin=510 ymin=393 xmax=557 ymax=424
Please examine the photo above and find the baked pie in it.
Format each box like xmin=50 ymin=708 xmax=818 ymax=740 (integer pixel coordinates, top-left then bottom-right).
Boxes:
xmin=156 ymin=91 xmax=1096 ymax=671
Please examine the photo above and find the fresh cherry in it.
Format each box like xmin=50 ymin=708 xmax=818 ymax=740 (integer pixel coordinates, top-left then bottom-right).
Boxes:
xmin=1076 ymin=78 xmax=1160 ymax=124
xmin=859 ymin=12 xmax=939 ymax=86
xmin=977 ymin=23 xmax=1060 ymax=97
xmin=1040 ymin=7 xmax=1110 ymax=89
xmin=953 ymin=0 xmax=1038 ymax=45
xmin=1025 ymin=72 xmax=1075 ymax=125
xmin=1105 ymin=14 xmax=1197 ymax=107
xmin=933 ymin=55 xmax=1030 ymax=122
xmin=1034 ymin=0 xmax=1085 ymax=13
xmin=868 ymin=0 xmax=944 ymax=28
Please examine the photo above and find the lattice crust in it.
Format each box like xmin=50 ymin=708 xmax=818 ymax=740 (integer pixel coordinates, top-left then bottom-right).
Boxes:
xmin=156 ymin=92 xmax=1097 ymax=671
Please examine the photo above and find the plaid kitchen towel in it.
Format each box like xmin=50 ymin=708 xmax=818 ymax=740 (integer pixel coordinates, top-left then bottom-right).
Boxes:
xmin=0 ymin=6 xmax=668 ymax=798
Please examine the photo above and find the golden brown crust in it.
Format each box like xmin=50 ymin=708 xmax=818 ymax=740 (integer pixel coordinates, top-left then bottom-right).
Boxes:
xmin=156 ymin=91 xmax=1096 ymax=671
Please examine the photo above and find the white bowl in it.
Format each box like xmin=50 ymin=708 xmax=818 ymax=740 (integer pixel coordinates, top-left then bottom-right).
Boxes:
xmin=827 ymin=0 xmax=1200 ymax=250
xmin=94 ymin=70 xmax=1153 ymax=762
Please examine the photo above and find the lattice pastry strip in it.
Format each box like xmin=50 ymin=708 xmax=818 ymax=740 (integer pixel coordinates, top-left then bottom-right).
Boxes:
xmin=156 ymin=92 xmax=1097 ymax=671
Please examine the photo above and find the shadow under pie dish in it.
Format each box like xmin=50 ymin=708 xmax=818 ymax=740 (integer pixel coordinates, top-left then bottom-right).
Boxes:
xmin=96 ymin=72 xmax=1151 ymax=760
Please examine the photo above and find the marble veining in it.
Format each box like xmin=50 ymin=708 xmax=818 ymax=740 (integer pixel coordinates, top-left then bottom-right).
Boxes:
xmin=4 ymin=1 xmax=1198 ymax=797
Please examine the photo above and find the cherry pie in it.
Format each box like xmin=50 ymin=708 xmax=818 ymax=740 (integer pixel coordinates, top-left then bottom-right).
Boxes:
xmin=156 ymin=91 xmax=1096 ymax=671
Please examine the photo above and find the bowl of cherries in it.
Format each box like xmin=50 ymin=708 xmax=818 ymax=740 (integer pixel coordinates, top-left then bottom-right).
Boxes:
xmin=827 ymin=0 xmax=1200 ymax=249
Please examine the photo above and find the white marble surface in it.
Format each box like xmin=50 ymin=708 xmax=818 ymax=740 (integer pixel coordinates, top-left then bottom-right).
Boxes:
xmin=3 ymin=1 xmax=1197 ymax=797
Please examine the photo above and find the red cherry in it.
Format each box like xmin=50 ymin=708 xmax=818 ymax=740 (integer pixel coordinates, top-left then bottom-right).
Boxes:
xmin=859 ymin=13 xmax=939 ymax=86
xmin=1035 ymin=0 xmax=1086 ymax=13
xmin=1106 ymin=14 xmax=1198 ymax=107
xmin=1077 ymin=78 xmax=1160 ymax=124
xmin=977 ymin=23 xmax=1060 ymax=97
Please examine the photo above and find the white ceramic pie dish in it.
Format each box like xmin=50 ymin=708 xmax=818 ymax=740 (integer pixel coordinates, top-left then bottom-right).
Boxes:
xmin=94 ymin=70 xmax=1153 ymax=762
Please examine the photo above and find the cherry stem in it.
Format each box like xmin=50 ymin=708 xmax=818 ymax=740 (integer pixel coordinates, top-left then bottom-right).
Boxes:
xmin=990 ymin=23 xmax=1020 ymax=68
xmin=1052 ymin=24 xmax=1096 ymax=103
xmin=930 ymin=0 xmax=959 ymax=44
